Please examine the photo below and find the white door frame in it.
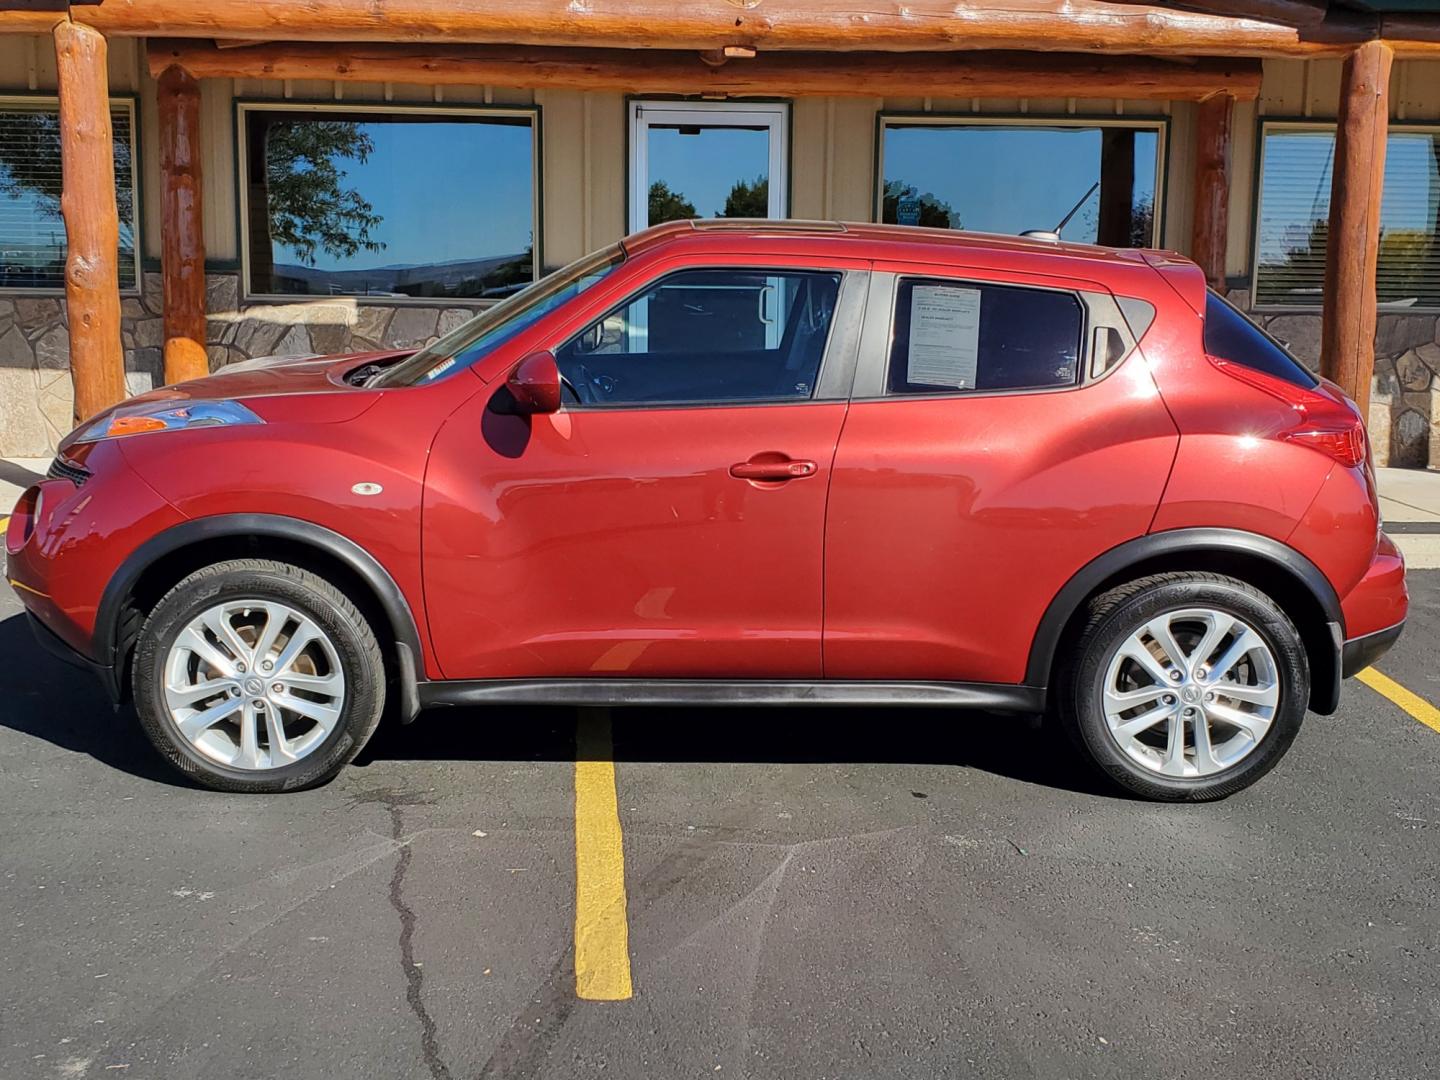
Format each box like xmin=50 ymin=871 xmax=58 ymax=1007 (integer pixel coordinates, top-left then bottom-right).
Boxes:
xmin=628 ymin=100 xmax=789 ymax=234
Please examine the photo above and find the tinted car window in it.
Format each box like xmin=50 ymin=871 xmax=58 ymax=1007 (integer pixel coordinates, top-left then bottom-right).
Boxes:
xmin=1203 ymin=290 xmax=1319 ymax=389
xmin=556 ymin=269 xmax=842 ymax=406
xmin=887 ymin=279 xmax=1083 ymax=395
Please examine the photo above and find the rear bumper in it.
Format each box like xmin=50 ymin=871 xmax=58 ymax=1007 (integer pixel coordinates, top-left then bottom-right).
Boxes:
xmin=1342 ymin=620 xmax=1406 ymax=679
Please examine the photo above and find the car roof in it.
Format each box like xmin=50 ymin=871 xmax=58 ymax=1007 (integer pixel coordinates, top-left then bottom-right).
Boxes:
xmin=620 ymin=218 xmax=1174 ymax=281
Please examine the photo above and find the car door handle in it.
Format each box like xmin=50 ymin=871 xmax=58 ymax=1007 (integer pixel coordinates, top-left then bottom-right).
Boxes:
xmin=729 ymin=457 xmax=818 ymax=481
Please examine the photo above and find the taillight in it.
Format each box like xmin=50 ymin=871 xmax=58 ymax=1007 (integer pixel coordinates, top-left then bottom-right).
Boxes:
xmin=1282 ymin=424 xmax=1367 ymax=468
xmin=1210 ymin=355 xmax=1370 ymax=468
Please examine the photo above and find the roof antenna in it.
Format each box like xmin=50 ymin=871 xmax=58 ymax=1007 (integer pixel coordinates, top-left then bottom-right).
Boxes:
xmin=1050 ymin=181 xmax=1100 ymax=239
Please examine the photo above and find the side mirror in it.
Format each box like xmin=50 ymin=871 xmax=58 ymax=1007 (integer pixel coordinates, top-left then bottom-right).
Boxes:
xmin=505 ymin=350 xmax=562 ymax=415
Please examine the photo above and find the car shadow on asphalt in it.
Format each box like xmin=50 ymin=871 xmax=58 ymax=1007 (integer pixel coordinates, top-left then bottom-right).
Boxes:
xmin=0 ymin=612 xmax=185 ymax=787
xmin=0 ymin=610 xmax=1113 ymax=798
xmin=358 ymin=704 xmax=1116 ymax=798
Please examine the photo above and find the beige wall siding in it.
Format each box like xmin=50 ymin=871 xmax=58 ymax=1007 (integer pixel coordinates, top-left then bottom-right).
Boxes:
xmin=2 ymin=34 xmax=1439 ymax=282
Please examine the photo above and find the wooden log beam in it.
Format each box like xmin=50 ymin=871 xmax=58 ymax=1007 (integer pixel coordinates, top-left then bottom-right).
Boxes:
xmin=0 ymin=0 xmax=1351 ymax=57
xmin=54 ymin=19 xmax=126 ymax=427
xmin=147 ymin=40 xmax=1264 ymax=102
xmin=1107 ymin=0 xmax=1330 ymax=28
xmin=1190 ymin=93 xmax=1232 ymax=291
xmin=13 ymin=1 xmax=1440 ymax=57
xmin=157 ymin=64 xmax=208 ymax=386
xmin=1320 ymin=40 xmax=1392 ymax=419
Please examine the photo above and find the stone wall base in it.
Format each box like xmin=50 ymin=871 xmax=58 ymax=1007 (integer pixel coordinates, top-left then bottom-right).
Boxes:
xmin=3 ymin=274 xmax=1439 ymax=469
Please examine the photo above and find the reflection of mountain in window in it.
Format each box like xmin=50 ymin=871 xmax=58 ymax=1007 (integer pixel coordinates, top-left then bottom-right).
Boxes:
xmin=243 ymin=106 xmax=536 ymax=299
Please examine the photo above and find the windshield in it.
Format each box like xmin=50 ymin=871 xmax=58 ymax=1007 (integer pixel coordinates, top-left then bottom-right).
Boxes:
xmin=373 ymin=244 xmax=625 ymax=388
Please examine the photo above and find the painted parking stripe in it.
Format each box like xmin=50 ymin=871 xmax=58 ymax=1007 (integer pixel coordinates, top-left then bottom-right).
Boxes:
xmin=1357 ymin=668 xmax=1440 ymax=735
xmin=573 ymin=709 xmax=633 ymax=1001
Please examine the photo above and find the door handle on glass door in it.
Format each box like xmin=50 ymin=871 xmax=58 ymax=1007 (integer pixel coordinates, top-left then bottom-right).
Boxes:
xmin=729 ymin=458 xmax=818 ymax=481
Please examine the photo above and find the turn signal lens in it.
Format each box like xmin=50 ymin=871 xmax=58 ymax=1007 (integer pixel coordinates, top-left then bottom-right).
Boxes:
xmin=107 ymin=415 xmax=170 ymax=437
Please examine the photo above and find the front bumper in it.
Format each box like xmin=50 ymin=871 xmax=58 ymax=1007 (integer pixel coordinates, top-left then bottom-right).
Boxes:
xmin=25 ymin=608 xmax=121 ymax=700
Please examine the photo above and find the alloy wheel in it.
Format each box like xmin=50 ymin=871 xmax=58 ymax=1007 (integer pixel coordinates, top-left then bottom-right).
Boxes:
xmin=162 ymin=599 xmax=346 ymax=771
xmin=1100 ymin=607 xmax=1280 ymax=778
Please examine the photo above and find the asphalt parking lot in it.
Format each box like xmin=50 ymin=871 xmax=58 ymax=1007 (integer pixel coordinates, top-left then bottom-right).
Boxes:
xmin=2 ymin=567 xmax=1437 ymax=1080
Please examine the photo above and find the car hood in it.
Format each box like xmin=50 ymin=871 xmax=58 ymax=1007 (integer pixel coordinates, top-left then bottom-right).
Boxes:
xmin=156 ymin=349 xmax=411 ymax=401
xmin=57 ymin=350 xmax=413 ymax=455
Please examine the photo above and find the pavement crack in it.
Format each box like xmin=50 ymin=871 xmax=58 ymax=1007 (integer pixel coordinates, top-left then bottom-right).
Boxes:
xmin=380 ymin=794 xmax=454 ymax=1080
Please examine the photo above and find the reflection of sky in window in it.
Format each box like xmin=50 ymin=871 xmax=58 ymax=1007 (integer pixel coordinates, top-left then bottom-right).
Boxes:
xmin=1259 ymin=129 xmax=1440 ymax=254
xmin=0 ymin=107 xmax=136 ymax=282
xmin=646 ymin=126 xmax=770 ymax=218
xmin=882 ymin=125 xmax=1158 ymax=241
xmin=272 ymin=119 xmax=533 ymax=272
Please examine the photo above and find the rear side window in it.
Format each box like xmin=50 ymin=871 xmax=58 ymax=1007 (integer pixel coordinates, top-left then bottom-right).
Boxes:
xmin=1203 ymin=291 xmax=1318 ymax=388
xmin=887 ymin=278 xmax=1083 ymax=395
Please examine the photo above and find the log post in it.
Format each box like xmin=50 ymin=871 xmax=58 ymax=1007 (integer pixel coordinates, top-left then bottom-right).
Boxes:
xmin=1320 ymin=40 xmax=1392 ymax=418
xmin=1191 ymin=94 xmax=1233 ymax=292
xmin=54 ymin=19 xmax=126 ymax=427
xmin=157 ymin=64 xmax=209 ymax=384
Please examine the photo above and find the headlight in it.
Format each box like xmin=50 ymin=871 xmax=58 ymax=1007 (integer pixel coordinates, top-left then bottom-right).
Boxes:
xmin=74 ymin=400 xmax=264 ymax=443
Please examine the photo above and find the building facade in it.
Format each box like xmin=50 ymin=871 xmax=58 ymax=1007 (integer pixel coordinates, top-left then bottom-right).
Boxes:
xmin=1 ymin=10 xmax=1439 ymax=465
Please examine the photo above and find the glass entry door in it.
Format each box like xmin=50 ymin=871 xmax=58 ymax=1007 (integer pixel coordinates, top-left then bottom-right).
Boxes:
xmin=628 ymin=101 xmax=789 ymax=232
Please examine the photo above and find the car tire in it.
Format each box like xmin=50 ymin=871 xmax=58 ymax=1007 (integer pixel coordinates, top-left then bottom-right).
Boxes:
xmin=133 ymin=558 xmax=386 ymax=794
xmin=1055 ymin=572 xmax=1308 ymax=802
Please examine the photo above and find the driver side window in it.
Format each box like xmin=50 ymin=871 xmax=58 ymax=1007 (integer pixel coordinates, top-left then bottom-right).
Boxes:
xmin=556 ymin=268 xmax=842 ymax=406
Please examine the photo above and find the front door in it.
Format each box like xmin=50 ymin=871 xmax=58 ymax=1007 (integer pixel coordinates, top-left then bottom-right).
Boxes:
xmin=629 ymin=101 xmax=789 ymax=232
xmin=422 ymin=260 xmax=863 ymax=681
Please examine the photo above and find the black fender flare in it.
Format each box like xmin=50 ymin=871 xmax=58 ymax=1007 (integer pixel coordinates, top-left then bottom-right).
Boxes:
xmin=1025 ymin=527 xmax=1344 ymax=712
xmin=96 ymin=514 xmax=427 ymax=706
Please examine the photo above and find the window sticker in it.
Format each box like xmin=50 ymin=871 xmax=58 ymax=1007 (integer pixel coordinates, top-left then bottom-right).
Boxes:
xmin=907 ymin=285 xmax=981 ymax=388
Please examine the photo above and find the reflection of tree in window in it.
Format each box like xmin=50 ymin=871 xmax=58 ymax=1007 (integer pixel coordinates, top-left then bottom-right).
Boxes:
xmin=721 ymin=175 xmax=768 ymax=218
xmin=0 ymin=108 xmax=136 ymax=288
xmin=247 ymin=118 xmax=384 ymax=292
xmin=648 ymin=180 xmax=697 ymax=225
xmin=882 ymin=179 xmax=957 ymax=229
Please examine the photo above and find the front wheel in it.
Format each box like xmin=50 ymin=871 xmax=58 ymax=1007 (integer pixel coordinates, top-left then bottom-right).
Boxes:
xmin=133 ymin=558 xmax=386 ymax=793
xmin=1056 ymin=572 xmax=1309 ymax=801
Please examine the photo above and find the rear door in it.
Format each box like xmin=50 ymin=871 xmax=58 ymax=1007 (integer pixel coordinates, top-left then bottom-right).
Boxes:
xmin=823 ymin=263 xmax=1180 ymax=684
xmin=423 ymin=256 xmax=866 ymax=680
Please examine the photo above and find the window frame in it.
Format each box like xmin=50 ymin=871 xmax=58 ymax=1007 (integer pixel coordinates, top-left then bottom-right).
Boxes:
xmin=234 ymin=98 xmax=542 ymax=306
xmin=627 ymin=99 xmax=790 ymax=234
xmin=1251 ymin=117 xmax=1440 ymax=313
xmin=872 ymin=112 xmax=1169 ymax=248
xmin=551 ymin=263 xmax=864 ymax=411
xmin=0 ymin=92 xmax=142 ymax=297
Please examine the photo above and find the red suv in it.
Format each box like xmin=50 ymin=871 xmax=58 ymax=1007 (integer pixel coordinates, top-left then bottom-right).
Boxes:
xmin=6 ymin=222 xmax=1407 ymax=799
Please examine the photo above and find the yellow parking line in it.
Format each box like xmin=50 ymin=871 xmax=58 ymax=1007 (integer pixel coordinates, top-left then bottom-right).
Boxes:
xmin=1357 ymin=668 xmax=1440 ymax=735
xmin=573 ymin=709 xmax=633 ymax=1001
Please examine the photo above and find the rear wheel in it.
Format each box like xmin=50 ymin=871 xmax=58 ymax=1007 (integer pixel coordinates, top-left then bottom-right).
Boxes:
xmin=1056 ymin=572 xmax=1308 ymax=801
xmin=133 ymin=559 xmax=385 ymax=793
